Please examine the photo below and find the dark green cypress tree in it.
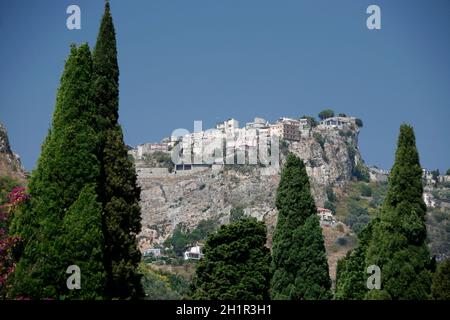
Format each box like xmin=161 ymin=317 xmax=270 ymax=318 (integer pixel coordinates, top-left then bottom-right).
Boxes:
xmin=92 ymin=1 xmax=119 ymax=130
xmin=10 ymin=44 xmax=106 ymax=299
xmin=431 ymin=258 xmax=450 ymax=300
xmin=92 ymin=1 xmax=142 ymax=299
xmin=60 ymin=184 xmax=106 ymax=299
xmin=191 ymin=218 xmax=271 ymax=300
xmin=335 ymin=219 xmax=377 ymax=299
xmin=364 ymin=125 xmax=432 ymax=299
xmin=270 ymin=153 xmax=331 ymax=300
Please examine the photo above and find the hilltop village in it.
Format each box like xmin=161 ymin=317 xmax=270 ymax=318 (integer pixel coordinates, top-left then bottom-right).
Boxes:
xmin=129 ymin=115 xmax=361 ymax=172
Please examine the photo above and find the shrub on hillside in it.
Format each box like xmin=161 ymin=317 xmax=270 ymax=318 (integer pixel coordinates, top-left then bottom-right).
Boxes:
xmin=313 ymin=132 xmax=325 ymax=150
xmin=359 ymin=184 xmax=372 ymax=197
xmin=352 ymin=163 xmax=370 ymax=182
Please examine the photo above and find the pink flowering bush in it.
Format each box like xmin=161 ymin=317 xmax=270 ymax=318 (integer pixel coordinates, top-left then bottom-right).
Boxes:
xmin=0 ymin=186 xmax=29 ymax=297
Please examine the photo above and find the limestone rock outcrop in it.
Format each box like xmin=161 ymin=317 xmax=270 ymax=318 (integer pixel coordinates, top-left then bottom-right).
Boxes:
xmin=0 ymin=122 xmax=26 ymax=181
xmin=136 ymin=124 xmax=362 ymax=249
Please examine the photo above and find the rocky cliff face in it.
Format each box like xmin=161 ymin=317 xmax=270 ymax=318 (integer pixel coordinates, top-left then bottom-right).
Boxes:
xmin=289 ymin=127 xmax=362 ymax=201
xmin=136 ymin=124 xmax=362 ymax=249
xmin=0 ymin=122 xmax=26 ymax=181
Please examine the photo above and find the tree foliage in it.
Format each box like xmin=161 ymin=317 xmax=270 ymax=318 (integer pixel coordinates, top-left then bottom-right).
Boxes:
xmin=326 ymin=185 xmax=336 ymax=203
xmin=300 ymin=115 xmax=318 ymax=127
xmin=59 ymin=185 xmax=106 ymax=299
xmin=318 ymin=109 xmax=335 ymax=121
xmin=337 ymin=125 xmax=433 ymax=300
xmin=335 ymin=220 xmax=376 ymax=299
xmin=9 ymin=44 xmax=107 ymax=299
xmin=324 ymin=200 xmax=336 ymax=214
xmin=270 ymin=153 xmax=331 ymax=300
xmin=430 ymin=169 xmax=440 ymax=181
xmin=9 ymin=3 xmax=143 ymax=300
xmin=313 ymin=132 xmax=325 ymax=150
xmin=0 ymin=186 xmax=28 ymax=298
xmin=230 ymin=205 xmax=245 ymax=223
xmin=165 ymin=219 xmax=217 ymax=257
xmin=141 ymin=265 xmax=190 ymax=300
xmin=343 ymin=200 xmax=371 ymax=234
xmin=352 ymin=163 xmax=370 ymax=182
xmin=0 ymin=177 xmax=22 ymax=205
xmin=431 ymin=258 xmax=450 ymax=300
xmin=355 ymin=118 xmax=363 ymax=128
xmin=365 ymin=125 xmax=432 ymax=299
xmin=191 ymin=218 xmax=271 ymax=300
xmin=92 ymin=2 xmax=143 ymax=299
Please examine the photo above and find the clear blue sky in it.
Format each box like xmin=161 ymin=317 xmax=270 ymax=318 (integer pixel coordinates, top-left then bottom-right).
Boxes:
xmin=1 ymin=0 xmax=449 ymax=172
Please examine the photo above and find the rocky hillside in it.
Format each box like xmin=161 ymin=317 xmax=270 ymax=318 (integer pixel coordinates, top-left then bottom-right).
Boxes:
xmin=135 ymin=122 xmax=363 ymax=249
xmin=134 ymin=118 xmax=450 ymax=267
xmin=0 ymin=122 xmax=26 ymax=181
xmin=424 ymin=181 xmax=450 ymax=260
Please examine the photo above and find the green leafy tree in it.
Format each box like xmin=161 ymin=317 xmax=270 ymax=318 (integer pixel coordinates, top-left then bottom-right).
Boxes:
xmin=431 ymin=169 xmax=440 ymax=181
xmin=355 ymin=118 xmax=363 ymax=128
xmin=141 ymin=265 xmax=190 ymax=300
xmin=326 ymin=185 xmax=336 ymax=203
xmin=164 ymin=223 xmax=190 ymax=256
xmin=10 ymin=44 xmax=106 ymax=299
xmin=230 ymin=205 xmax=245 ymax=223
xmin=191 ymin=218 xmax=271 ymax=300
xmin=364 ymin=125 xmax=432 ymax=299
xmin=270 ymin=153 xmax=331 ymax=300
xmin=352 ymin=163 xmax=370 ymax=182
xmin=343 ymin=200 xmax=371 ymax=234
xmin=318 ymin=109 xmax=334 ymax=121
xmin=190 ymin=219 xmax=217 ymax=242
xmin=360 ymin=183 xmax=372 ymax=197
xmin=279 ymin=139 xmax=289 ymax=156
xmin=431 ymin=258 xmax=450 ymax=300
xmin=300 ymin=115 xmax=318 ymax=127
xmin=92 ymin=2 xmax=142 ymax=299
xmin=165 ymin=219 xmax=218 ymax=257
xmin=446 ymin=168 xmax=450 ymax=176
xmin=324 ymin=200 xmax=336 ymax=213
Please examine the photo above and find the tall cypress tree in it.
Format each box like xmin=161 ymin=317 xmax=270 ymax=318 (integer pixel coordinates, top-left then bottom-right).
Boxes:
xmin=364 ymin=124 xmax=432 ymax=299
xmin=335 ymin=219 xmax=377 ymax=299
xmin=191 ymin=218 xmax=271 ymax=300
xmin=10 ymin=44 xmax=106 ymax=299
xmin=270 ymin=153 xmax=331 ymax=300
xmin=60 ymin=184 xmax=106 ymax=299
xmin=92 ymin=1 xmax=142 ymax=299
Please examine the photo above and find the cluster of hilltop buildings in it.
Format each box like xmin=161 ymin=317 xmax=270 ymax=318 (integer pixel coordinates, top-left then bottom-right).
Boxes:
xmin=130 ymin=116 xmax=358 ymax=170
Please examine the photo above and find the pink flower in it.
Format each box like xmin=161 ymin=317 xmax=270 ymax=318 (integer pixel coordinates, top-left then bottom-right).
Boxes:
xmin=7 ymin=186 xmax=30 ymax=205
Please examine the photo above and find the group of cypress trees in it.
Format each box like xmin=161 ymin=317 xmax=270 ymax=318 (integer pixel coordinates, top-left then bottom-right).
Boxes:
xmin=8 ymin=2 xmax=142 ymax=299
xmin=191 ymin=153 xmax=332 ymax=300
xmin=193 ymin=124 xmax=447 ymax=300
xmin=336 ymin=124 xmax=434 ymax=299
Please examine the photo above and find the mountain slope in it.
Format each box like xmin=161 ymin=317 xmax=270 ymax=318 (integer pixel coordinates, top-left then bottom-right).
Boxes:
xmin=0 ymin=122 xmax=26 ymax=182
